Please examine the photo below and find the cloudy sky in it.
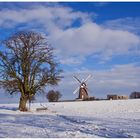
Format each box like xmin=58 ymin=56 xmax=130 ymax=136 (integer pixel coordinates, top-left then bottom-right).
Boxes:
xmin=0 ymin=2 xmax=140 ymax=103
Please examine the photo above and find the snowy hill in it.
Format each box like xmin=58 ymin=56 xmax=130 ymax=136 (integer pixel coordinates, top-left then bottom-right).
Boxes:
xmin=0 ymin=99 xmax=140 ymax=138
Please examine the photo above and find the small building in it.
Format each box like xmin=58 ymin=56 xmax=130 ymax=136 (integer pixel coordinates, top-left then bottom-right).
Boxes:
xmin=130 ymin=92 xmax=140 ymax=99
xmin=107 ymin=94 xmax=128 ymax=100
xmin=117 ymin=95 xmax=128 ymax=100
xmin=107 ymin=94 xmax=118 ymax=100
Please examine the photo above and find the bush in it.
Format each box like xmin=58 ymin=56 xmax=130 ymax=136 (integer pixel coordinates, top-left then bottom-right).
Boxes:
xmin=130 ymin=91 xmax=140 ymax=99
xmin=46 ymin=90 xmax=62 ymax=102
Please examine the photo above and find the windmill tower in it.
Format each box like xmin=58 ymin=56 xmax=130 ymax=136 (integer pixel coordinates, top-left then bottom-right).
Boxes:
xmin=73 ymin=75 xmax=91 ymax=100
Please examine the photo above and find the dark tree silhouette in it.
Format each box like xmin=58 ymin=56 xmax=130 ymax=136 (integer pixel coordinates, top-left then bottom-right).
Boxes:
xmin=0 ymin=31 xmax=62 ymax=111
xmin=46 ymin=90 xmax=62 ymax=102
xmin=130 ymin=91 xmax=140 ymax=99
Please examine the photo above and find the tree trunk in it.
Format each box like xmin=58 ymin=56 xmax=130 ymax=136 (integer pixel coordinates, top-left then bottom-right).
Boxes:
xmin=19 ymin=96 xmax=28 ymax=111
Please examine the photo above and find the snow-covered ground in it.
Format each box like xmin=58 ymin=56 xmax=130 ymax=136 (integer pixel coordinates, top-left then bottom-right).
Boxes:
xmin=0 ymin=99 xmax=140 ymax=138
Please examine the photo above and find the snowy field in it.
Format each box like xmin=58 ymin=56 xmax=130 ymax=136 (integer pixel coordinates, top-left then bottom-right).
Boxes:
xmin=0 ymin=99 xmax=140 ymax=138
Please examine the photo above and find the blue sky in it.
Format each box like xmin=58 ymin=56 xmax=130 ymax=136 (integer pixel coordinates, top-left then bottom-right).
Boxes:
xmin=0 ymin=2 xmax=140 ymax=103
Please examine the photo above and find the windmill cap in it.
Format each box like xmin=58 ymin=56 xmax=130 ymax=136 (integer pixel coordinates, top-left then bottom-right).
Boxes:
xmin=81 ymin=82 xmax=86 ymax=86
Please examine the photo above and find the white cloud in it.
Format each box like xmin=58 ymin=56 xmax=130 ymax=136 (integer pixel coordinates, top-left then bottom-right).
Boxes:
xmin=60 ymin=57 xmax=85 ymax=65
xmin=103 ymin=17 xmax=140 ymax=34
xmin=0 ymin=5 xmax=92 ymax=31
xmin=0 ymin=4 xmax=140 ymax=66
xmin=50 ymin=22 xmax=140 ymax=63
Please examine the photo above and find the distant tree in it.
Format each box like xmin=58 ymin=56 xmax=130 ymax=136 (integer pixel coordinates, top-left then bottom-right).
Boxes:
xmin=130 ymin=91 xmax=140 ymax=99
xmin=0 ymin=31 xmax=62 ymax=111
xmin=46 ymin=90 xmax=62 ymax=102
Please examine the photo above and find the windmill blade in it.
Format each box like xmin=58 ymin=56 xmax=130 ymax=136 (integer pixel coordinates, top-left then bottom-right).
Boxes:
xmin=73 ymin=76 xmax=82 ymax=84
xmin=84 ymin=74 xmax=92 ymax=83
xmin=73 ymin=87 xmax=79 ymax=94
xmin=81 ymin=78 xmax=85 ymax=82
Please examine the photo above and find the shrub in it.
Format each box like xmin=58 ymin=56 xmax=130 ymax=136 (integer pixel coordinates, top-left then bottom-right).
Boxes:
xmin=46 ymin=90 xmax=62 ymax=102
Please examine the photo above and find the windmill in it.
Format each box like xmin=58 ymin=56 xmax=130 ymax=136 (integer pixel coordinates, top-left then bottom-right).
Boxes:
xmin=73 ymin=75 xmax=91 ymax=100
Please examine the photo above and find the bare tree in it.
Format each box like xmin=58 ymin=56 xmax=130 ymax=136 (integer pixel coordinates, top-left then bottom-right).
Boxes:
xmin=0 ymin=31 xmax=62 ymax=111
xmin=46 ymin=90 xmax=62 ymax=102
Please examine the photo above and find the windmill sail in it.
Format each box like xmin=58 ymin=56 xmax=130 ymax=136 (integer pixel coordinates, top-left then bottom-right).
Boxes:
xmin=73 ymin=76 xmax=82 ymax=84
xmin=73 ymin=87 xmax=79 ymax=94
xmin=84 ymin=74 xmax=91 ymax=83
